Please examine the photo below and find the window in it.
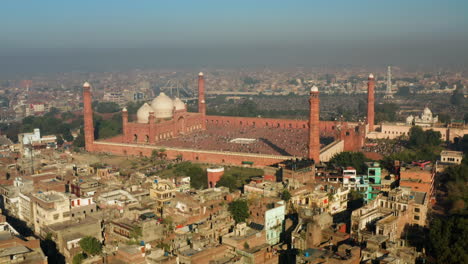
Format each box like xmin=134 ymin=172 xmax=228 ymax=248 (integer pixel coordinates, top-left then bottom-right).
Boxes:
xmin=414 ymin=208 xmax=420 ymax=213
xmin=414 ymin=215 xmax=420 ymax=220
xmin=53 ymin=214 xmax=59 ymax=220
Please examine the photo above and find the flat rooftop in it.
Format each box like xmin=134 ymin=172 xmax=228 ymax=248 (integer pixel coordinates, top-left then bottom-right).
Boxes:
xmin=154 ymin=124 xmax=332 ymax=157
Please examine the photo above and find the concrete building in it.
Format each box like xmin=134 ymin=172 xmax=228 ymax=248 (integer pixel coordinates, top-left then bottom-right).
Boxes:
xmin=351 ymin=188 xmax=429 ymax=242
xmin=0 ymin=214 xmax=47 ymax=264
xmin=399 ymin=165 xmax=435 ymax=197
xmin=31 ymin=191 xmax=71 ymax=236
xmin=440 ymin=150 xmax=464 ymax=165
xmin=43 ymin=216 xmax=102 ymax=261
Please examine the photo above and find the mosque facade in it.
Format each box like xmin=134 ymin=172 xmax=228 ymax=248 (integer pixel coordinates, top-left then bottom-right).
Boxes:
xmin=82 ymin=72 xmax=369 ymax=167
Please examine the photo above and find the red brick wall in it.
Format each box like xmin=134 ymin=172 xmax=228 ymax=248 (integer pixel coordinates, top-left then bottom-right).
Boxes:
xmin=124 ymin=112 xmax=204 ymax=144
xmin=91 ymin=142 xmax=288 ymax=167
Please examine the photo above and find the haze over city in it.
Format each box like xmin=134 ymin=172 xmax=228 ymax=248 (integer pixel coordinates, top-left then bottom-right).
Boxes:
xmin=2 ymin=0 xmax=468 ymax=74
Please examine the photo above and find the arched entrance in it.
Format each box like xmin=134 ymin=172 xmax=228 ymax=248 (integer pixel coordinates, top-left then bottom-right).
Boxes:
xmin=177 ymin=116 xmax=185 ymax=135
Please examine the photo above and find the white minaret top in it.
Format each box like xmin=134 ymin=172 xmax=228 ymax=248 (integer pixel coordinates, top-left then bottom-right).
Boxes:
xmin=83 ymin=81 xmax=90 ymax=88
xmin=369 ymin=73 xmax=374 ymax=79
xmin=311 ymin=85 xmax=319 ymax=92
xmin=198 ymin=72 xmax=204 ymax=76
xmin=122 ymin=107 xmax=127 ymax=112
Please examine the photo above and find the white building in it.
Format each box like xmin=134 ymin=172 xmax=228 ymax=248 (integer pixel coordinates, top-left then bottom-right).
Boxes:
xmin=265 ymin=200 xmax=285 ymax=245
xmin=406 ymin=107 xmax=438 ymax=127
xmin=31 ymin=191 xmax=71 ymax=235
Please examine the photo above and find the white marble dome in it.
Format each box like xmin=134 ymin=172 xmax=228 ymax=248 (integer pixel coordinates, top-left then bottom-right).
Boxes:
xmin=136 ymin=103 xmax=153 ymax=124
xmin=173 ymin=97 xmax=186 ymax=111
xmin=151 ymin=92 xmax=174 ymax=119
xmin=423 ymin=107 xmax=432 ymax=116
xmin=406 ymin=115 xmax=414 ymax=124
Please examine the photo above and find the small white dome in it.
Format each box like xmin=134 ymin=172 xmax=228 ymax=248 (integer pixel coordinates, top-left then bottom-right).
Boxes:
xmin=369 ymin=73 xmax=374 ymax=79
xmin=406 ymin=115 xmax=414 ymax=123
xmin=173 ymin=97 xmax=186 ymax=111
xmin=199 ymin=72 xmax=204 ymax=76
xmin=151 ymin=92 xmax=174 ymax=119
xmin=83 ymin=82 xmax=90 ymax=88
xmin=122 ymin=107 xmax=127 ymax=112
xmin=311 ymin=86 xmax=319 ymax=92
xmin=136 ymin=103 xmax=153 ymax=123
xmin=423 ymin=107 xmax=432 ymax=116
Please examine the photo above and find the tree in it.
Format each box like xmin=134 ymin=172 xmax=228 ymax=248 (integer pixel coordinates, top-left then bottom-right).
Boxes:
xmin=438 ymin=113 xmax=451 ymax=124
xmin=425 ymin=130 xmax=442 ymax=146
xmin=187 ymin=166 xmax=206 ymax=189
xmin=328 ymin=152 xmax=368 ymax=174
xmin=408 ymin=126 xmax=441 ymax=148
xmin=375 ymin=103 xmax=399 ymax=123
xmin=450 ymin=88 xmax=465 ymax=106
xmin=217 ymin=175 xmax=237 ymax=191
xmin=396 ymin=86 xmax=411 ymax=96
xmin=243 ymin=242 xmax=250 ymax=249
xmin=173 ymin=162 xmax=207 ymax=189
xmin=56 ymin=135 xmax=64 ymax=146
xmin=281 ymin=189 xmax=291 ymax=202
xmin=151 ymin=150 xmax=159 ymax=161
xmin=72 ymin=253 xmax=86 ymax=264
xmin=79 ymin=236 xmax=102 ymax=256
xmin=73 ymin=130 xmax=85 ymax=148
xmin=95 ymin=102 xmax=120 ymax=113
xmin=228 ymin=199 xmax=250 ymax=223
xmin=408 ymin=126 xmax=426 ymax=147
xmin=428 ymin=216 xmax=468 ymax=264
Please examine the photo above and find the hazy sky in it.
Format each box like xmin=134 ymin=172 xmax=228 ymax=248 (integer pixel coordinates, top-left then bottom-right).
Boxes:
xmin=1 ymin=0 xmax=468 ymax=73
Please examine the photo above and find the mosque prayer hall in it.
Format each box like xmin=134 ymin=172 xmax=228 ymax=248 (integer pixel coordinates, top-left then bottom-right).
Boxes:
xmin=82 ymin=72 xmax=368 ymax=167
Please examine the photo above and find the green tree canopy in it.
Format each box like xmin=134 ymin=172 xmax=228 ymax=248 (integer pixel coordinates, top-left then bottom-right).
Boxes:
xmin=375 ymin=103 xmax=399 ymax=123
xmin=94 ymin=101 xmax=120 ymax=113
xmin=428 ymin=216 xmax=468 ymax=264
xmin=79 ymin=236 xmax=102 ymax=256
xmin=173 ymin=162 xmax=207 ymax=189
xmin=328 ymin=152 xmax=368 ymax=174
xmin=281 ymin=189 xmax=291 ymax=202
xmin=450 ymin=88 xmax=465 ymax=106
xmin=408 ymin=126 xmax=441 ymax=148
xmin=228 ymin=199 xmax=250 ymax=223
xmin=396 ymin=86 xmax=411 ymax=96
xmin=216 ymin=175 xmax=237 ymax=191
xmin=72 ymin=253 xmax=86 ymax=264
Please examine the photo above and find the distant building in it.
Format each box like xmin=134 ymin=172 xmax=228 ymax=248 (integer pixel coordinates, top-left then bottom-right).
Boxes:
xmin=18 ymin=128 xmax=57 ymax=157
xmin=0 ymin=213 xmax=47 ymax=263
xmin=440 ymin=150 xmax=463 ymax=165
xmin=31 ymin=191 xmax=71 ymax=235
xmin=406 ymin=107 xmax=438 ymax=127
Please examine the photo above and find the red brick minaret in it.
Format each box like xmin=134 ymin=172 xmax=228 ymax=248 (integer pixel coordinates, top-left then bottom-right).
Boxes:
xmin=83 ymin=82 xmax=94 ymax=151
xmin=308 ymin=86 xmax=320 ymax=163
xmin=367 ymin=73 xmax=375 ymax=131
xmin=198 ymin=72 xmax=206 ymax=129
xmin=148 ymin=111 xmax=156 ymax=144
xmin=122 ymin=107 xmax=128 ymax=142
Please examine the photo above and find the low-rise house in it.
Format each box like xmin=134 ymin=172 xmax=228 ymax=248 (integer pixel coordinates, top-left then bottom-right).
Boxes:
xmin=43 ymin=216 xmax=102 ymax=261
